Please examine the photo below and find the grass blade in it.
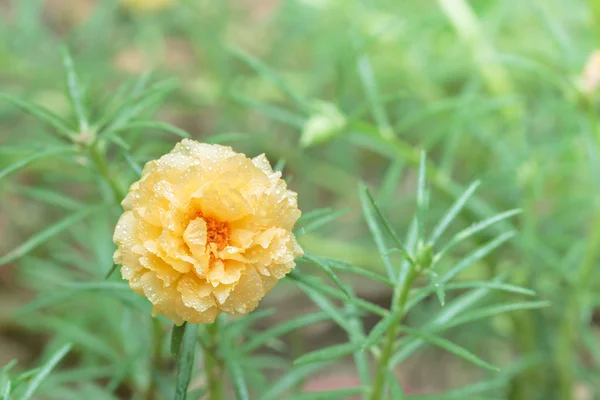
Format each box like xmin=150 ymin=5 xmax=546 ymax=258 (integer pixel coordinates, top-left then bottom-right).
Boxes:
xmin=21 ymin=343 xmax=72 ymax=400
xmin=7 ymin=186 xmax=83 ymax=210
xmin=359 ymin=183 xmax=411 ymax=280
xmin=441 ymin=301 xmax=551 ymax=331
xmin=436 ymin=231 xmax=516 ymax=282
xmin=243 ymin=311 xmax=343 ymax=354
xmin=115 ymin=121 xmax=190 ymax=138
xmin=356 ymin=53 xmax=394 ymax=139
xmin=399 ymin=326 xmax=499 ymax=371
xmin=59 ymin=46 xmax=88 ymax=131
xmin=289 ymin=271 xmax=388 ymax=317
xmin=174 ymin=323 xmax=198 ymax=400
xmin=325 ymin=257 xmax=393 ymax=286
xmin=226 ymin=357 xmax=249 ymax=400
xmin=0 ymin=204 xmax=109 ymax=266
xmin=0 ymin=93 xmax=74 ymax=138
xmin=388 ymin=370 xmax=405 ymax=399
xmin=430 ymin=180 xmax=481 ymax=244
xmin=302 ymin=252 xmax=351 ymax=298
xmin=437 ymin=281 xmax=535 ymax=296
xmin=391 ymin=280 xmax=500 ymax=368
xmin=407 ymin=233 xmax=514 ymax=311
xmin=228 ymin=46 xmax=311 ymax=113
xmin=416 ymin=151 xmax=428 ymax=239
xmin=294 ymin=342 xmax=361 ymax=365
xmin=287 ymin=387 xmax=365 ymax=400
xmin=438 ymin=210 xmax=521 ymax=258
xmin=260 ymin=364 xmax=328 ymax=400
xmin=0 ymin=369 xmax=10 ymax=400
xmin=0 ymin=147 xmax=76 ymax=182
xmin=295 ymin=208 xmax=349 ymax=237
xmin=230 ymin=92 xmax=305 ymax=128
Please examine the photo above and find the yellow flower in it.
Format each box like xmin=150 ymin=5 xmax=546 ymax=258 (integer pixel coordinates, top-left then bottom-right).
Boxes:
xmin=113 ymin=139 xmax=303 ymax=324
xmin=122 ymin=0 xmax=175 ymax=13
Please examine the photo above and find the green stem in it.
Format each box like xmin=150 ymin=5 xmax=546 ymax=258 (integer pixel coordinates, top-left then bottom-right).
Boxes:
xmin=89 ymin=143 xmax=126 ymax=205
xmin=555 ymin=97 xmax=600 ymax=399
xmin=369 ymin=269 xmax=416 ymax=400
xmin=556 ymin=208 xmax=600 ymax=398
xmin=146 ymin=318 xmax=164 ymax=400
xmin=204 ymin=320 xmax=224 ymax=400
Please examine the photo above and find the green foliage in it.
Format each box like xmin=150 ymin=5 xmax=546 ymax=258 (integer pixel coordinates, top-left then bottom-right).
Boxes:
xmin=0 ymin=1 xmax=598 ymax=399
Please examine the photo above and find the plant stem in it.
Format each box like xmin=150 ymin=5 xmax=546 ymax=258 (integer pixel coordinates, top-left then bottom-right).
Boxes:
xmin=369 ymin=269 xmax=416 ymax=400
xmin=204 ymin=320 xmax=224 ymax=400
xmin=146 ymin=318 xmax=164 ymax=400
xmin=555 ymin=97 xmax=600 ymax=399
xmin=89 ymin=143 xmax=126 ymax=205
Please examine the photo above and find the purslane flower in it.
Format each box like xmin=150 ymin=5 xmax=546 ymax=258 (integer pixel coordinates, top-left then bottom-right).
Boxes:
xmin=113 ymin=139 xmax=303 ymax=324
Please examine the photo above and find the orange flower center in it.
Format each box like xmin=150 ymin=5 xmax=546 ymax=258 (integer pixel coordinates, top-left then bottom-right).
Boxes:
xmin=204 ymin=216 xmax=230 ymax=251
xmin=189 ymin=210 xmax=230 ymax=252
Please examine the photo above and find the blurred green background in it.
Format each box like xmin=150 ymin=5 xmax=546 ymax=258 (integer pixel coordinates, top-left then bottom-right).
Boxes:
xmin=0 ymin=0 xmax=599 ymax=399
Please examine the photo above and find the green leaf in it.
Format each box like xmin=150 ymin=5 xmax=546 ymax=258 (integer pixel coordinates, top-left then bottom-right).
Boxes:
xmin=377 ymin=159 xmax=404 ymax=209
xmin=391 ymin=280 xmax=501 ymax=368
xmin=260 ymin=364 xmax=328 ymax=400
xmin=242 ymin=311 xmax=345 ymax=353
xmin=287 ymin=387 xmax=365 ymax=400
xmin=435 ymin=231 xmax=516 ymax=283
xmin=224 ymin=309 xmax=276 ymax=341
xmin=434 ymin=281 xmax=535 ymax=297
xmin=174 ymin=323 xmax=198 ymax=400
xmin=115 ymin=120 xmax=190 ymax=138
xmin=293 ymin=280 xmax=353 ymax=333
xmin=0 ymin=147 xmax=77 ymax=182
xmin=398 ymin=326 xmax=499 ymax=371
xmin=171 ymin=323 xmax=186 ymax=357
xmin=416 ymin=151 xmax=428 ymax=238
xmin=296 ymin=208 xmax=334 ymax=225
xmin=325 ymin=257 xmax=393 ymax=286
xmin=361 ymin=312 xmax=395 ymax=351
xmin=437 ymin=210 xmax=521 ymax=259
xmin=356 ymin=53 xmax=393 ymax=139
xmin=0 ymin=93 xmax=74 ymax=138
xmin=105 ymin=133 xmax=131 ymax=150
xmin=226 ymin=357 xmax=250 ymax=400
xmin=0 ymin=364 xmax=11 ymax=400
xmin=123 ymin=152 xmax=143 ymax=177
xmin=22 ymin=317 xmax=118 ymax=360
xmin=441 ymin=301 xmax=551 ymax=331
xmin=59 ymin=46 xmax=88 ymax=131
xmin=104 ymin=264 xmax=119 ymax=279
xmin=406 ymin=377 xmax=506 ymax=399
xmin=294 ymin=342 xmax=361 ymax=365
xmin=0 ymin=204 xmax=108 ymax=266
xmin=345 ymin=302 xmax=370 ymax=387
xmin=228 ymin=46 xmax=311 ymax=113
xmin=289 ymin=271 xmax=388 ymax=317
xmin=302 ymin=252 xmax=350 ymax=298
xmin=101 ymin=79 xmax=179 ymax=137
xmin=359 ymin=182 xmax=412 ymax=280
xmin=7 ymin=186 xmax=83 ymax=210
xmin=62 ymin=281 xmax=129 ymax=291
xmin=430 ymin=180 xmax=481 ymax=244
xmin=230 ymin=92 xmax=305 ymax=128
xmin=388 ymin=370 xmax=405 ymax=399
xmin=21 ymin=343 xmax=72 ymax=400
xmin=295 ymin=208 xmax=349 ymax=237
